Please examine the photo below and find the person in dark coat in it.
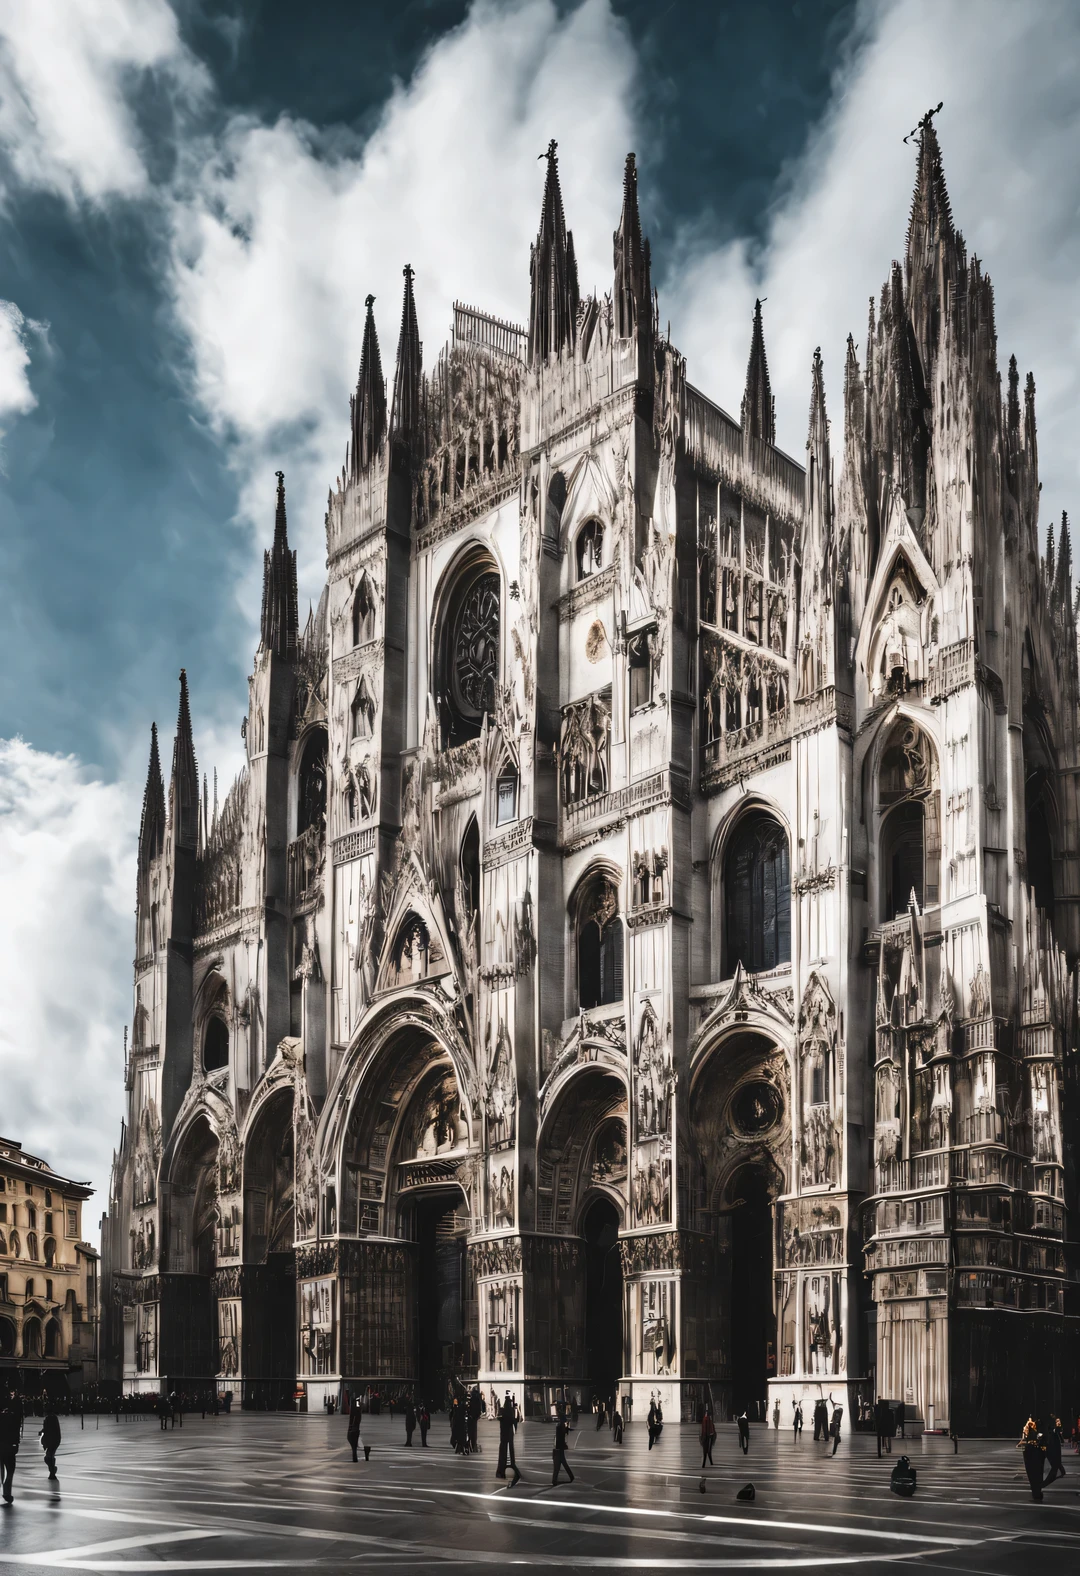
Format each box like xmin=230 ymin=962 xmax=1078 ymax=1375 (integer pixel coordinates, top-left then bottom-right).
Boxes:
xmin=467 ymin=1386 xmax=482 ymax=1453
xmin=0 ymin=1402 xmax=20 ymax=1502
xmin=700 ymin=1407 xmax=716 ymax=1467
xmin=737 ymin=1410 xmax=750 ymax=1454
xmin=157 ymin=1393 xmax=169 ymax=1431
xmin=875 ymin=1399 xmax=892 ymax=1458
xmin=404 ymin=1400 xmax=416 ymax=1447
xmin=39 ymin=1414 xmax=61 ymax=1480
xmin=1045 ymin=1417 xmax=1065 ymax=1484
xmin=1018 ymin=1417 xmax=1046 ymax=1501
xmin=829 ymin=1402 xmax=844 ymax=1456
xmin=346 ymin=1397 xmax=363 ymax=1463
xmin=792 ymin=1400 xmax=803 ymax=1441
xmin=419 ymin=1403 xmax=430 ymax=1447
xmin=612 ymin=1405 xmax=624 ymax=1444
xmin=595 ymin=1397 xmax=606 ymax=1432
xmin=495 ymin=1393 xmax=520 ymax=1484
xmin=647 ymin=1399 xmax=661 ymax=1450
xmin=551 ymin=1415 xmax=574 ymax=1486
xmin=812 ymin=1399 xmax=827 ymax=1441
xmin=450 ymin=1397 xmax=467 ymax=1454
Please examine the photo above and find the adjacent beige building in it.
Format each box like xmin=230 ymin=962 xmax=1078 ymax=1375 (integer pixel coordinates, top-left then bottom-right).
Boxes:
xmin=0 ymin=1137 xmax=97 ymax=1388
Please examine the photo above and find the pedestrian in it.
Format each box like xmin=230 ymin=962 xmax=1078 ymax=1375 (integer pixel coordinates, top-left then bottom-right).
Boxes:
xmin=612 ymin=1405 xmax=624 ymax=1444
xmin=419 ymin=1402 xmax=430 ymax=1447
xmin=346 ymin=1397 xmax=364 ymax=1463
xmin=792 ymin=1400 xmax=803 ymax=1442
xmin=169 ymin=1390 xmax=182 ymax=1428
xmin=495 ymin=1392 xmax=520 ymax=1484
xmin=157 ymin=1393 xmax=169 ymax=1431
xmin=875 ymin=1398 xmax=892 ymax=1458
xmin=812 ymin=1399 xmax=827 ymax=1441
xmin=551 ymin=1414 xmax=574 ymax=1485
xmin=829 ymin=1401 xmax=844 ymax=1456
xmin=39 ymin=1413 xmax=60 ymax=1480
xmin=737 ymin=1410 xmax=750 ymax=1453
xmin=700 ymin=1406 xmax=716 ymax=1467
xmin=405 ymin=1399 xmax=416 ymax=1447
xmin=647 ymin=1398 xmax=660 ymax=1450
xmin=1045 ymin=1416 xmax=1065 ymax=1485
xmin=467 ymin=1385 xmax=482 ymax=1453
xmin=0 ymin=1400 xmax=20 ymax=1503
xmin=772 ymin=1399 xmax=780 ymax=1432
xmin=1018 ymin=1416 xmax=1046 ymax=1502
xmin=595 ymin=1396 xmax=606 ymax=1432
xmin=450 ymin=1396 xmax=467 ymax=1455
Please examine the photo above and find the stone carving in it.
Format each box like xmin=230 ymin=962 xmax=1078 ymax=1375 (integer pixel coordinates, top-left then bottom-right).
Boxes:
xmin=559 ymin=692 xmax=611 ymax=803
xmin=632 ymin=1152 xmax=670 ymax=1226
xmin=415 ymin=1071 xmax=468 ymax=1158
xmin=640 ymin=1277 xmax=675 ymax=1374
xmin=471 ymin=1237 xmax=522 ymax=1278
xmin=485 ymin=1279 xmax=521 ymax=1373
xmin=799 ymin=972 xmax=839 ymax=1186
xmin=129 ymin=1216 xmax=156 ymax=1271
xmin=484 ymin=1018 xmax=516 ymax=1149
xmin=635 ymin=1002 xmax=670 ymax=1138
xmin=491 ymin=1162 xmax=515 ymax=1227
xmin=218 ymin=1299 xmax=239 ymax=1377
xmin=969 ymin=964 xmax=991 ymax=1021
xmin=133 ymin=1100 xmax=161 ymax=1207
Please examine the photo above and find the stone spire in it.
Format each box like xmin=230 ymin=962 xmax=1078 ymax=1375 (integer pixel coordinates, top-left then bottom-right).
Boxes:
xmin=741 ymin=298 xmax=775 ymax=446
xmin=169 ymin=669 xmax=199 ymax=853
xmin=137 ymin=721 xmax=165 ymax=870
xmin=528 ymin=139 xmax=579 ymax=364
xmin=904 ymin=108 xmax=960 ymax=379
xmin=390 ymin=263 xmax=422 ymax=444
xmin=350 ymin=294 xmax=387 ymax=478
xmin=613 ymin=152 xmax=651 ymax=340
xmin=260 ymin=470 xmax=299 ymax=663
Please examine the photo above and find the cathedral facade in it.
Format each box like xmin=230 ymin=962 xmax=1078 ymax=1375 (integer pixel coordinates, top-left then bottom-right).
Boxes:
xmin=101 ymin=123 xmax=1080 ymax=1430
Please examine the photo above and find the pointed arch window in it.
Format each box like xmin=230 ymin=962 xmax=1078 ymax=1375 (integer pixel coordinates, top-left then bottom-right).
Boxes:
xmin=351 ymin=676 xmax=377 ymax=741
xmin=878 ymin=721 xmax=939 ymax=918
xmin=723 ymin=812 xmax=791 ymax=974
xmin=496 ymin=762 xmax=519 ymax=825
xmin=576 ymin=875 xmax=624 ymax=1011
xmin=26 ymin=1232 xmax=39 ymax=1262
xmin=460 ymin=818 xmax=480 ymax=924
xmin=352 ymin=572 xmax=376 ymax=646
xmin=394 ymin=915 xmax=431 ymax=983
xmin=576 ymin=518 xmax=604 ymax=580
xmin=297 ymin=728 xmax=327 ymax=837
xmin=546 ymin=471 xmax=567 ymax=539
xmin=203 ymin=1016 xmax=229 ymax=1073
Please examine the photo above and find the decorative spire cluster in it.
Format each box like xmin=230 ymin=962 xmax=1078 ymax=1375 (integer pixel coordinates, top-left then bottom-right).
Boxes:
xmin=350 ymin=294 xmax=387 ymax=477
xmin=613 ymin=153 xmax=651 ymax=340
xmin=261 ymin=471 xmax=299 ymax=663
xmin=741 ymin=298 xmax=775 ymax=446
xmin=137 ymin=721 xmax=165 ymax=870
xmin=528 ymin=140 xmax=579 ymax=364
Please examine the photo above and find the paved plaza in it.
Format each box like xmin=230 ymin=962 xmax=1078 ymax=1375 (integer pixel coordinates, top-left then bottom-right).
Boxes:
xmin=0 ymin=1411 xmax=1076 ymax=1571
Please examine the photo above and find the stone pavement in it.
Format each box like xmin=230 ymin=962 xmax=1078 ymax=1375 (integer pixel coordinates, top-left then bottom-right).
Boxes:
xmin=0 ymin=1410 xmax=1076 ymax=1571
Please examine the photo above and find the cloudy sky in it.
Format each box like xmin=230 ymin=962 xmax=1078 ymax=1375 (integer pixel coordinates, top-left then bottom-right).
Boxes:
xmin=2 ymin=0 xmax=1079 ymax=1224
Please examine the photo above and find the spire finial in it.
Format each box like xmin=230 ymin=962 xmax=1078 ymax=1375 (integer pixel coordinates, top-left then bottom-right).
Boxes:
xmin=261 ymin=470 xmax=299 ymax=661
xmin=170 ymin=669 xmax=199 ymax=852
xmin=529 ymin=138 xmax=578 ymax=364
xmin=351 ymin=295 xmax=387 ymax=476
xmin=391 ymin=262 xmax=422 ymax=446
xmin=613 ymin=150 xmax=651 ymax=341
xmin=138 ymin=720 xmax=166 ymax=868
xmin=741 ymin=297 xmax=775 ymax=446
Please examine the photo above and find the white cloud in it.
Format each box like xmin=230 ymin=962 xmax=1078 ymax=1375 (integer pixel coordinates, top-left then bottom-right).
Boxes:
xmin=0 ymin=740 xmax=135 ymax=1214
xmin=0 ymin=299 xmax=40 ymax=425
xmin=667 ymin=0 xmax=1080 ymax=526
xmin=167 ymin=0 xmax=638 ymax=599
xmin=0 ymin=0 xmax=204 ymax=204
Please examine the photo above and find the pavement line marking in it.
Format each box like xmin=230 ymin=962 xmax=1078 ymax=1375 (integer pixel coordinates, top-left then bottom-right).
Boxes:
xmin=423 ymin=1488 xmax=983 ymax=1545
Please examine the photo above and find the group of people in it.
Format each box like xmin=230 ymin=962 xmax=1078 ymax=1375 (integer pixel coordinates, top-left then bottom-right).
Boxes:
xmin=0 ymin=1394 xmax=61 ymax=1502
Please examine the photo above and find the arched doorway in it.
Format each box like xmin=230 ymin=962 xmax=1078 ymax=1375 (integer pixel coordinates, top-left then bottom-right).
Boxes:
xmin=406 ymin=1186 xmax=472 ymax=1406
xmin=582 ymin=1195 xmax=623 ymax=1403
xmin=243 ymin=1090 xmax=296 ymax=1408
xmin=726 ymin=1163 xmax=778 ymax=1412
xmin=162 ymin=1115 xmax=219 ymax=1382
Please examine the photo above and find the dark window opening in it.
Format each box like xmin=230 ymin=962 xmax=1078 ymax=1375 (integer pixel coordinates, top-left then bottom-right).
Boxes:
xmin=496 ymin=765 xmax=518 ymax=826
xmin=576 ymin=518 xmax=604 ymax=580
xmin=204 ymin=1016 xmax=229 ymax=1073
xmin=545 ymin=471 xmax=567 ymax=538
xmin=1025 ymin=768 xmax=1056 ymax=915
xmin=460 ymin=818 xmax=480 ymax=923
xmin=577 ymin=879 xmax=624 ymax=1010
xmin=297 ymin=729 xmax=328 ymax=837
xmin=583 ymin=1196 xmax=623 ymax=1400
xmin=882 ymin=801 xmax=924 ymax=918
xmin=628 ymin=631 xmax=653 ymax=711
xmin=723 ymin=813 xmax=791 ymax=974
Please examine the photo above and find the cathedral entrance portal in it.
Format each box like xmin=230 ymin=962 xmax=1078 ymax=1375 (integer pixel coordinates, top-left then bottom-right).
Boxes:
xmin=583 ymin=1196 xmax=623 ymax=1403
xmin=408 ymin=1188 xmax=474 ymax=1407
xmin=242 ymin=1090 xmax=296 ymax=1408
xmin=727 ymin=1164 xmax=777 ymax=1413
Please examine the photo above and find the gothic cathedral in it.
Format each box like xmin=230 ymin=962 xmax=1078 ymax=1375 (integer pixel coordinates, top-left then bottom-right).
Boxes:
xmin=102 ymin=123 xmax=1080 ymax=1431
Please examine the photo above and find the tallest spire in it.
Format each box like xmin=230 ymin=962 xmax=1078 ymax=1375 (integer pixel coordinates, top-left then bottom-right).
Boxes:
xmin=261 ymin=470 xmax=299 ymax=662
xmin=905 ymin=108 xmax=954 ymax=279
xmin=390 ymin=264 xmax=422 ymax=445
xmin=528 ymin=140 xmax=579 ymax=364
xmin=613 ymin=152 xmax=651 ymax=339
xmin=741 ymin=299 xmax=775 ymax=446
xmin=170 ymin=669 xmax=199 ymax=852
xmin=138 ymin=722 xmax=165 ymax=871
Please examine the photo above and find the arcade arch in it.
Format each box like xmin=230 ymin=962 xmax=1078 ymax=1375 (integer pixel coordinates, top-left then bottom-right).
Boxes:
xmin=242 ymin=1088 xmax=296 ymax=1406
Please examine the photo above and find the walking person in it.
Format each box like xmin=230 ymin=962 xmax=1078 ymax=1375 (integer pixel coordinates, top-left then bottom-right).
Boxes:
xmin=829 ymin=1400 xmax=844 ymax=1456
xmin=404 ymin=1399 xmax=416 ymax=1447
xmin=495 ymin=1392 xmax=519 ymax=1482
xmin=612 ymin=1404 xmax=624 ymax=1444
xmin=0 ymin=1399 xmax=20 ymax=1503
xmin=419 ymin=1402 xmax=430 ymax=1448
xmin=792 ymin=1400 xmax=803 ymax=1442
xmin=347 ymin=1396 xmax=368 ymax=1462
xmin=812 ymin=1398 xmax=827 ymax=1442
xmin=647 ymin=1397 xmax=661 ymax=1450
xmin=772 ymin=1399 xmax=780 ymax=1433
xmin=1045 ymin=1416 xmax=1065 ymax=1485
xmin=595 ymin=1397 xmax=606 ymax=1432
xmin=157 ymin=1393 xmax=169 ymax=1431
xmin=39 ymin=1413 xmax=60 ymax=1480
xmin=737 ymin=1409 xmax=750 ymax=1454
xmin=1018 ymin=1416 xmax=1046 ymax=1502
xmin=875 ymin=1398 xmax=892 ymax=1458
xmin=450 ymin=1396 xmax=467 ymax=1455
xmin=551 ymin=1414 xmax=574 ymax=1486
xmin=467 ymin=1386 xmax=482 ymax=1454
xmin=700 ymin=1406 xmax=716 ymax=1467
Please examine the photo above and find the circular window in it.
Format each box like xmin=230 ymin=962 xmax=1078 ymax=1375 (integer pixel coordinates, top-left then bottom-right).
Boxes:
xmin=732 ymin=1080 xmax=781 ymax=1135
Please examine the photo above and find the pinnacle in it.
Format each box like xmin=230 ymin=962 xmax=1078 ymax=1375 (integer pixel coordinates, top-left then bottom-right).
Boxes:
xmin=741 ymin=298 xmax=775 ymax=447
